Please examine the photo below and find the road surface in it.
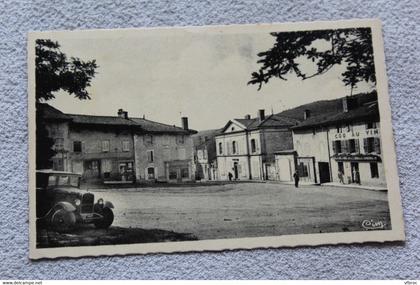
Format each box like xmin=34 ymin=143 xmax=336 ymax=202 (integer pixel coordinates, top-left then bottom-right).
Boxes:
xmin=89 ymin=182 xmax=390 ymax=240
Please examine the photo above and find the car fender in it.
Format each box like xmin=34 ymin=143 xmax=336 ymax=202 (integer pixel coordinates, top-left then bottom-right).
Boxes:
xmin=53 ymin=201 xmax=76 ymax=212
xmin=104 ymin=201 xmax=114 ymax=209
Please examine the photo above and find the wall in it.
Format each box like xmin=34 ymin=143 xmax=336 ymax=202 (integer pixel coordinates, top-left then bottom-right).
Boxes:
xmin=261 ymin=129 xmax=294 ymax=162
xmin=293 ymin=128 xmax=330 ymax=183
xmin=328 ymin=121 xmax=386 ymax=187
xmin=66 ymin=125 xmax=135 ymax=181
xmin=1 ymin=0 xmax=418 ymax=279
xmin=45 ymin=121 xmax=71 ymax=171
xmin=134 ymin=133 xmax=194 ymax=181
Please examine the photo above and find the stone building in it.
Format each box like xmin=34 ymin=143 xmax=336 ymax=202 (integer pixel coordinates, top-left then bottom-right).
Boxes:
xmin=192 ymin=129 xmax=221 ymax=181
xmin=131 ymin=117 xmax=196 ymax=183
xmin=215 ymin=110 xmax=299 ymax=181
xmin=284 ymin=92 xmax=386 ymax=188
xmin=38 ymin=103 xmax=196 ymax=184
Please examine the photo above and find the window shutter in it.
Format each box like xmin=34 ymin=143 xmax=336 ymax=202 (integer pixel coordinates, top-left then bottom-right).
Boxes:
xmin=81 ymin=141 xmax=85 ymax=153
xmin=332 ymin=141 xmax=337 ymax=154
xmin=374 ymin=138 xmax=381 ymax=154
xmin=355 ymin=139 xmax=360 ymax=153
xmin=363 ymin=138 xmax=368 ymax=153
xmin=342 ymin=140 xmax=348 ymax=153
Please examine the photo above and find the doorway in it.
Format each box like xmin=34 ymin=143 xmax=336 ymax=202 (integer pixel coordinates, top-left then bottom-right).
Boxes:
xmin=84 ymin=160 xmax=100 ymax=179
xmin=318 ymin=162 xmax=331 ymax=184
xmin=147 ymin=167 xmax=155 ymax=180
xmin=351 ymin=162 xmax=360 ymax=184
xmin=233 ymin=162 xmax=239 ymax=180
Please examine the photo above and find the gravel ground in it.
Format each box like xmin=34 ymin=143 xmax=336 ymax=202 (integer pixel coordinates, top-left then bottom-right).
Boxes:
xmin=88 ymin=182 xmax=391 ymax=240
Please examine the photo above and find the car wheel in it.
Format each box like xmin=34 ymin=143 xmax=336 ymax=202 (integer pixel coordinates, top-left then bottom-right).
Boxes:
xmin=94 ymin=207 xmax=114 ymax=229
xmin=51 ymin=209 xmax=76 ymax=232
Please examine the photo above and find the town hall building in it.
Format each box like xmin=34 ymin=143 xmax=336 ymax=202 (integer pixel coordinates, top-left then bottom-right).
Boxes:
xmin=215 ymin=110 xmax=299 ymax=181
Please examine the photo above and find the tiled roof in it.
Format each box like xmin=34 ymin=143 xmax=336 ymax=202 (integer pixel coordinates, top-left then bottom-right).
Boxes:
xmin=38 ymin=103 xmax=196 ymax=134
xmin=192 ymin=129 xmax=222 ymax=146
xmin=37 ymin=103 xmax=72 ymax=121
xmin=292 ymin=101 xmax=379 ymax=130
xmin=67 ymin=114 xmax=139 ymax=126
xmin=130 ymin=117 xmax=196 ymax=134
xmin=232 ymin=114 xmax=300 ymax=131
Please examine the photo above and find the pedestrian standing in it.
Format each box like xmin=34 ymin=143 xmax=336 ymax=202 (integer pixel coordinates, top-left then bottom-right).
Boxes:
xmin=293 ymin=171 xmax=299 ymax=188
xmin=228 ymin=172 xmax=233 ymax=181
xmin=338 ymin=170 xmax=344 ymax=184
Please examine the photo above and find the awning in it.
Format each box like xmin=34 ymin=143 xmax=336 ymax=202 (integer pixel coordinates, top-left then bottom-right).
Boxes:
xmin=332 ymin=153 xmax=382 ymax=162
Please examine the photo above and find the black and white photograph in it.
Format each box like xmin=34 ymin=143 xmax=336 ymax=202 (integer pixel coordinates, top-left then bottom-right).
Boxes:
xmin=28 ymin=19 xmax=404 ymax=259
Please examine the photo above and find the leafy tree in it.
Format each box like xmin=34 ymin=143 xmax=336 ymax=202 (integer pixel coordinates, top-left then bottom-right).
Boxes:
xmin=35 ymin=39 xmax=98 ymax=169
xmin=36 ymin=39 xmax=98 ymax=102
xmin=248 ymin=28 xmax=375 ymax=94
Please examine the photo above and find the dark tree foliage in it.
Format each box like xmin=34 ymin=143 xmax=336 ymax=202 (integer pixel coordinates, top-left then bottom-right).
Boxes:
xmin=35 ymin=39 xmax=97 ymax=169
xmin=35 ymin=39 xmax=98 ymax=102
xmin=248 ymin=28 xmax=376 ymax=93
xmin=36 ymin=108 xmax=56 ymax=169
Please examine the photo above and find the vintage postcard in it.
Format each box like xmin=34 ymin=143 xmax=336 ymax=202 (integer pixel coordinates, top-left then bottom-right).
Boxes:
xmin=28 ymin=19 xmax=405 ymax=259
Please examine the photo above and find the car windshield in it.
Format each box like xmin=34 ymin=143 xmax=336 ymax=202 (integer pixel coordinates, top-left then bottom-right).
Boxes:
xmin=48 ymin=175 xmax=79 ymax=187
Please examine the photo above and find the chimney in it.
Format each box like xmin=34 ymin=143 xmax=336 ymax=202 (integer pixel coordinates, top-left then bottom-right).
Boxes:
xmin=258 ymin=109 xmax=265 ymax=121
xmin=303 ymin=109 xmax=311 ymax=120
xmin=181 ymin=117 xmax=189 ymax=130
xmin=244 ymin=114 xmax=251 ymax=120
xmin=117 ymin=109 xmax=128 ymax=119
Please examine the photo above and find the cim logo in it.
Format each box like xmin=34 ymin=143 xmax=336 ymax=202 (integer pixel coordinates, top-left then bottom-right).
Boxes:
xmin=361 ymin=219 xmax=385 ymax=230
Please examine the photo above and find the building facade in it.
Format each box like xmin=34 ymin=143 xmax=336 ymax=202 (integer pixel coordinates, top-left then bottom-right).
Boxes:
xmin=288 ymin=92 xmax=386 ymax=188
xmin=132 ymin=117 xmax=196 ymax=182
xmin=192 ymin=129 xmax=221 ymax=181
xmin=39 ymin=104 xmax=196 ymax=184
xmin=216 ymin=110 xmax=298 ymax=181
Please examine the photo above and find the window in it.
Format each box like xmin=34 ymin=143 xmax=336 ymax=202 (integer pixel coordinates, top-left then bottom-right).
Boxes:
xmin=54 ymin=138 xmax=64 ymax=150
xmin=144 ymin=135 xmax=153 ymax=145
xmin=147 ymin=150 xmax=154 ymax=162
xmin=73 ymin=141 xmax=82 ymax=153
xmin=231 ymin=127 xmax=235 ymax=131
xmin=366 ymin=122 xmax=378 ymax=129
xmin=332 ymin=140 xmax=342 ymax=154
xmin=336 ymin=125 xmax=343 ymax=133
xmin=232 ymin=141 xmax=237 ymax=154
xmin=218 ymin=142 xmax=223 ymax=154
xmin=52 ymin=158 xmax=64 ymax=171
xmin=86 ymin=160 xmax=99 ymax=170
xmin=147 ymin=167 xmax=155 ymax=179
xmin=122 ymin=140 xmax=130 ymax=152
xmin=181 ymin=168 xmax=189 ymax=178
xmin=364 ymin=137 xmax=381 ymax=154
xmin=370 ymin=162 xmax=379 ymax=178
xmin=298 ymin=162 xmax=309 ymax=177
xmin=346 ymin=124 xmax=352 ymax=132
xmin=177 ymin=135 xmax=185 ymax=144
xmin=251 ymin=139 xmax=256 ymax=153
xmin=348 ymin=139 xmax=358 ymax=153
xmin=102 ymin=140 xmax=110 ymax=152
xmin=169 ymin=171 xmax=177 ymax=179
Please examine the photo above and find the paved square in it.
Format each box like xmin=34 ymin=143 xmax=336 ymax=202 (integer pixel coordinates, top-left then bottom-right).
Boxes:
xmin=91 ymin=182 xmax=391 ymax=240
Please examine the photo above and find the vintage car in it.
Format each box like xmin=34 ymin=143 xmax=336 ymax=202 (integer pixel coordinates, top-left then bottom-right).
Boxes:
xmin=36 ymin=170 xmax=114 ymax=232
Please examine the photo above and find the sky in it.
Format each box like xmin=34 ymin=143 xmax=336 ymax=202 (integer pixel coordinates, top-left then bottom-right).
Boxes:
xmin=43 ymin=25 xmax=374 ymax=131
